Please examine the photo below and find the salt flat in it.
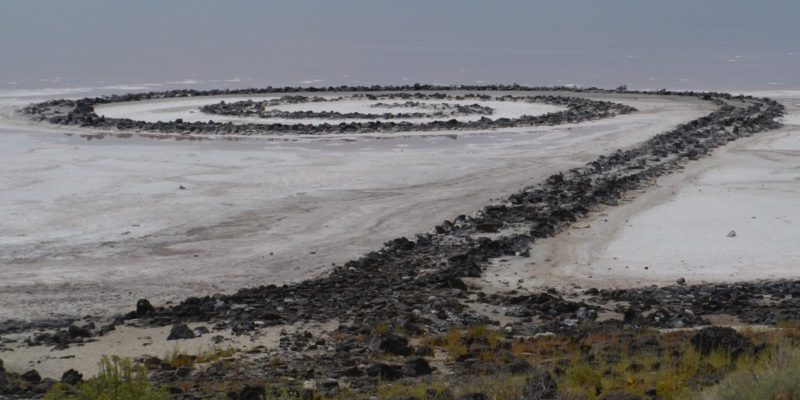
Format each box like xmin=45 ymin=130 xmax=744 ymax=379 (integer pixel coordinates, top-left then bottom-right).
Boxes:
xmin=483 ymin=92 xmax=800 ymax=291
xmin=0 ymin=92 xmax=713 ymax=320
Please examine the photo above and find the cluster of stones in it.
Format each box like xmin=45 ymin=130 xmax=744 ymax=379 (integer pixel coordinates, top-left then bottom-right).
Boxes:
xmin=0 ymin=357 xmax=82 ymax=397
xmin=21 ymin=85 xmax=637 ymax=135
xmin=199 ymin=96 xmax=496 ymax=120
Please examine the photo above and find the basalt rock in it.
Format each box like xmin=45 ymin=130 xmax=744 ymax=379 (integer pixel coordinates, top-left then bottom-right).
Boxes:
xmin=366 ymin=363 xmax=404 ymax=381
xmin=370 ymin=333 xmax=414 ymax=356
xmin=167 ymin=323 xmax=196 ymax=340
xmin=21 ymin=370 xmax=41 ymax=384
xmin=136 ymin=298 xmax=156 ymax=317
xmin=691 ymin=327 xmax=753 ymax=359
xmin=67 ymin=324 xmax=92 ymax=339
xmin=235 ymin=385 xmax=266 ymax=400
xmin=60 ymin=369 xmax=83 ymax=385
xmin=403 ymin=357 xmax=433 ymax=377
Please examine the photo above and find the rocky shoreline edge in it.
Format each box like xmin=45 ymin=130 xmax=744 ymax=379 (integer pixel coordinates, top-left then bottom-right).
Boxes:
xmin=1 ymin=87 xmax=793 ymax=399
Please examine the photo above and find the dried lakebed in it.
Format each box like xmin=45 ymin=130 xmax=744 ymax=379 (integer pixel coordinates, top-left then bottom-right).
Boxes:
xmin=0 ymin=86 xmax=793 ymax=398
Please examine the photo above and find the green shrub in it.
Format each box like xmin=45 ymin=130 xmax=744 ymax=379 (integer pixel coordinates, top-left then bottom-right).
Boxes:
xmin=690 ymin=347 xmax=800 ymax=400
xmin=44 ymin=355 xmax=169 ymax=400
xmin=775 ymin=319 xmax=800 ymax=329
xmin=563 ymin=366 xmax=602 ymax=398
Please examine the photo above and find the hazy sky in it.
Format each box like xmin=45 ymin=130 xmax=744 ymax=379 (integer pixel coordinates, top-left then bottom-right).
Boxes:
xmin=1 ymin=0 xmax=798 ymax=90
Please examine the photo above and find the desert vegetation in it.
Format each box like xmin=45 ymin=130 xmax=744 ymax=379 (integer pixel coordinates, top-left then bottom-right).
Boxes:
xmin=23 ymin=321 xmax=800 ymax=399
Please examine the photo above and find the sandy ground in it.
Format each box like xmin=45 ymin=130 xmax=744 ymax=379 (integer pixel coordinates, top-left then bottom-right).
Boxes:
xmin=0 ymin=319 xmax=340 ymax=380
xmin=0 ymin=92 xmax=713 ymax=321
xmin=477 ymin=92 xmax=800 ymax=292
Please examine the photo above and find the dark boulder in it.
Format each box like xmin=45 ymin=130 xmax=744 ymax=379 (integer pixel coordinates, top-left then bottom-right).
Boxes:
xmin=136 ymin=299 xmax=156 ymax=317
xmin=691 ymin=327 xmax=753 ymax=359
xmin=403 ymin=357 xmax=433 ymax=377
xmin=167 ymin=324 xmax=196 ymax=340
xmin=237 ymin=385 xmax=266 ymax=400
xmin=68 ymin=324 xmax=92 ymax=339
xmin=370 ymin=333 xmax=413 ymax=356
xmin=60 ymin=369 xmax=83 ymax=385
xmin=340 ymin=366 xmax=363 ymax=377
xmin=387 ymin=237 xmax=416 ymax=251
xmin=21 ymin=369 xmax=41 ymax=384
xmin=366 ymin=363 xmax=404 ymax=381
xmin=260 ymin=312 xmax=281 ymax=321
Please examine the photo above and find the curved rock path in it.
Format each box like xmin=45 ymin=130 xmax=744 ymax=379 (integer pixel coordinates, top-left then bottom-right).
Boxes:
xmin=1 ymin=88 xmax=785 ymax=334
xmin=134 ymin=91 xmax=783 ymax=334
